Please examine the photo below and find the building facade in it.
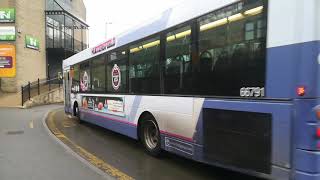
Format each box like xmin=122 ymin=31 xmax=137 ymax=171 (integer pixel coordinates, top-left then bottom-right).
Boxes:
xmin=0 ymin=0 xmax=88 ymax=93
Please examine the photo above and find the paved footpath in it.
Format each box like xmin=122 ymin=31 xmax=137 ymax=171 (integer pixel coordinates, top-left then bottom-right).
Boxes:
xmin=0 ymin=105 xmax=112 ymax=180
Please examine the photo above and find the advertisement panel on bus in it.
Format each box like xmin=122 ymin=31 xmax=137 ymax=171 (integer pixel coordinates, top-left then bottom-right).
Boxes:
xmin=82 ymin=96 xmax=125 ymax=117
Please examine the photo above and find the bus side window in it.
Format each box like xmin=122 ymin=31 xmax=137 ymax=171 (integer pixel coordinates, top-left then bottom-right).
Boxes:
xmin=91 ymin=54 xmax=106 ymax=92
xmin=164 ymin=26 xmax=192 ymax=94
xmin=107 ymin=50 xmax=128 ymax=93
xmin=79 ymin=61 xmax=91 ymax=93
xmin=129 ymin=37 xmax=160 ymax=94
xmin=197 ymin=2 xmax=267 ymax=96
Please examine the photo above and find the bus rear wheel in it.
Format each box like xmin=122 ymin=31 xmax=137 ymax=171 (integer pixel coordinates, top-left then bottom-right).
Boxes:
xmin=140 ymin=117 xmax=162 ymax=156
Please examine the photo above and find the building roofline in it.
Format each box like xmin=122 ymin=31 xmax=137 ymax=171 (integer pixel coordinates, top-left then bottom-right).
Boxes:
xmin=49 ymin=0 xmax=88 ymax=27
xmin=45 ymin=10 xmax=89 ymax=27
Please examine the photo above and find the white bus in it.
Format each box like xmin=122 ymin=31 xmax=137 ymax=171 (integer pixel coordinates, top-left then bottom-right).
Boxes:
xmin=63 ymin=0 xmax=320 ymax=179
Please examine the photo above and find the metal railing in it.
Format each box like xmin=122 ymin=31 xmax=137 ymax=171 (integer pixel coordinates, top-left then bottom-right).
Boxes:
xmin=21 ymin=77 xmax=62 ymax=106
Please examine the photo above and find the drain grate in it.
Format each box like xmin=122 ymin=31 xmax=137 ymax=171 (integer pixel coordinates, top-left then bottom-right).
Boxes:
xmin=6 ymin=130 xmax=24 ymax=135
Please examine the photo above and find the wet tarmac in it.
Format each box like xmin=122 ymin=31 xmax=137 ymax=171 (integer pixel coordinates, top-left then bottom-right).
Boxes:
xmin=0 ymin=105 xmax=110 ymax=180
xmin=49 ymin=108 xmax=266 ymax=180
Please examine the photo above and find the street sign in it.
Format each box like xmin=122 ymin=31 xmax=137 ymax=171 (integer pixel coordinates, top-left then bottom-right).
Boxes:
xmin=0 ymin=26 xmax=16 ymax=41
xmin=25 ymin=35 xmax=40 ymax=50
xmin=0 ymin=8 xmax=15 ymax=23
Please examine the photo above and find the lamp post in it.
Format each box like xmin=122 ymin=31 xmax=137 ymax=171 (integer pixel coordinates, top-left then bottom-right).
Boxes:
xmin=105 ymin=22 xmax=112 ymax=39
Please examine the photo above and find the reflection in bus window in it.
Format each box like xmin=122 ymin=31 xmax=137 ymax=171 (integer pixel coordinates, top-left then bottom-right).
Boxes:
xmin=107 ymin=50 xmax=128 ymax=93
xmin=165 ymin=26 xmax=192 ymax=94
xmin=91 ymin=55 xmax=105 ymax=92
xmin=129 ymin=37 xmax=160 ymax=94
xmin=71 ymin=64 xmax=79 ymax=92
xmin=79 ymin=61 xmax=90 ymax=92
xmin=197 ymin=1 xmax=266 ymax=96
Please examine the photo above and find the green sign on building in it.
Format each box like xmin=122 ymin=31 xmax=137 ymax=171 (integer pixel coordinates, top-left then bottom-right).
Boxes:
xmin=25 ymin=35 xmax=40 ymax=50
xmin=0 ymin=8 xmax=15 ymax=23
xmin=0 ymin=27 xmax=15 ymax=41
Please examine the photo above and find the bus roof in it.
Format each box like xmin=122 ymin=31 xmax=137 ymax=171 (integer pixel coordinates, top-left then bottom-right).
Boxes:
xmin=63 ymin=0 xmax=238 ymax=69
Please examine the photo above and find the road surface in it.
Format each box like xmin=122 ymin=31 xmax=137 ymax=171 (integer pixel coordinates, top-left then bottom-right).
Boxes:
xmin=0 ymin=105 xmax=111 ymax=180
xmin=48 ymin=107 xmax=265 ymax=180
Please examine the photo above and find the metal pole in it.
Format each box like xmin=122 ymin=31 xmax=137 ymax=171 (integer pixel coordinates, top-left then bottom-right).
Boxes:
xmin=81 ymin=25 xmax=83 ymax=50
xmin=49 ymin=78 xmax=51 ymax=91
xmin=104 ymin=22 xmax=108 ymax=40
xmin=28 ymin=82 xmax=31 ymax=100
xmin=21 ymin=86 xmax=24 ymax=106
xmin=38 ymin=78 xmax=40 ymax=95
xmin=105 ymin=22 xmax=112 ymax=39
xmin=72 ymin=20 xmax=75 ymax=52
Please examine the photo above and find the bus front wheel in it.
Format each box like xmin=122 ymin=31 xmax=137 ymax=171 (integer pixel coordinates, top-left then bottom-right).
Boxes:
xmin=140 ymin=116 xmax=162 ymax=156
xmin=73 ymin=103 xmax=83 ymax=124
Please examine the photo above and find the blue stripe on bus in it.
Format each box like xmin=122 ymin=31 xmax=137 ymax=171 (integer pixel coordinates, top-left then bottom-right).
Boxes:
xmin=294 ymin=171 xmax=320 ymax=180
xmin=266 ymin=40 xmax=320 ymax=99
xmin=200 ymin=99 xmax=293 ymax=169
xmin=295 ymin=149 xmax=320 ymax=174
xmin=80 ymin=109 xmax=138 ymax=139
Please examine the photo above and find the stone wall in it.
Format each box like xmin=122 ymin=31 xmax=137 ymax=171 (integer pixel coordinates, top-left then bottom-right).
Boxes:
xmin=15 ymin=0 xmax=47 ymax=90
xmin=0 ymin=0 xmax=15 ymax=9
xmin=72 ymin=0 xmax=86 ymax=21
xmin=0 ymin=0 xmax=47 ymax=93
xmin=0 ymin=0 xmax=86 ymax=93
xmin=24 ymin=87 xmax=64 ymax=108
xmin=0 ymin=0 xmax=17 ymax=92
xmin=72 ymin=0 xmax=87 ymax=47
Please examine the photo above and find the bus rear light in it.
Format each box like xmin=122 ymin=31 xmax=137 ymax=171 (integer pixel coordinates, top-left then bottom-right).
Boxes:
xmin=297 ymin=86 xmax=305 ymax=96
xmin=317 ymin=128 xmax=320 ymax=138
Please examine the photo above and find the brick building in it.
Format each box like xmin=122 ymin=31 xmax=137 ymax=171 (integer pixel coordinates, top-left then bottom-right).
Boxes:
xmin=0 ymin=0 xmax=88 ymax=93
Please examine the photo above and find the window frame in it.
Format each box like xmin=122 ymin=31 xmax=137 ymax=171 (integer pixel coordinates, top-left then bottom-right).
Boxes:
xmin=162 ymin=23 xmax=194 ymax=94
xmin=195 ymin=0 xmax=267 ymax=97
xmin=90 ymin=54 xmax=107 ymax=93
xmin=79 ymin=60 xmax=91 ymax=93
xmin=106 ymin=48 xmax=129 ymax=94
xmin=128 ymin=35 xmax=162 ymax=95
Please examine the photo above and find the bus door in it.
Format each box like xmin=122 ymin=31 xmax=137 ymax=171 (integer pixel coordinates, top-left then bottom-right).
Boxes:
xmin=64 ymin=69 xmax=71 ymax=113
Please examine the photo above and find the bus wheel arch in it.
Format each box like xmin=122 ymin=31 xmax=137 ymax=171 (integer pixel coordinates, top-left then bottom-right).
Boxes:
xmin=137 ymin=111 xmax=162 ymax=156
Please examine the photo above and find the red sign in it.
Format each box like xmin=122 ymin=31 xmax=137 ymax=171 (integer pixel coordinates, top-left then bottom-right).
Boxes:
xmin=111 ymin=64 xmax=121 ymax=90
xmin=92 ymin=37 xmax=116 ymax=54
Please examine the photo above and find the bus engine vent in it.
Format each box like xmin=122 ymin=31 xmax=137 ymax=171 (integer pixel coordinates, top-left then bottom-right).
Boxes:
xmin=203 ymin=109 xmax=272 ymax=174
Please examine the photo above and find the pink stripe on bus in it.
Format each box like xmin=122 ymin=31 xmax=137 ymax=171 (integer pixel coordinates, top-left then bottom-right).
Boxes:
xmin=81 ymin=108 xmax=137 ymax=126
xmin=160 ymin=130 xmax=194 ymax=142
xmin=81 ymin=108 xmax=194 ymax=142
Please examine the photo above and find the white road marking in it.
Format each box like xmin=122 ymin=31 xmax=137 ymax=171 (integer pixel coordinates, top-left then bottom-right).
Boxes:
xmin=29 ymin=120 xmax=34 ymax=129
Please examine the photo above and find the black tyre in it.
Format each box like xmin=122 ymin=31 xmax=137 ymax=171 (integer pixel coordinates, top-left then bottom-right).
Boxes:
xmin=73 ymin=103 xmax=83 ymax=124
xmin=140 ymin=116 xmax=162 ymax=156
